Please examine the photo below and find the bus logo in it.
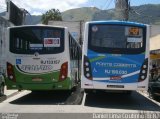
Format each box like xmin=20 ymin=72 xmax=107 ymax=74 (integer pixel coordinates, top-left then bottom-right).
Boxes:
xmin=34 ymin=52 xmax=39 ymax=57
xmin=92 ymin=26 xmax=98 ymax=32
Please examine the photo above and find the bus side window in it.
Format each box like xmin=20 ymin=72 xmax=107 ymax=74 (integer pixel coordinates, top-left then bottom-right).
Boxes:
xmin=69 ymin=34 xmax=74 ymax=60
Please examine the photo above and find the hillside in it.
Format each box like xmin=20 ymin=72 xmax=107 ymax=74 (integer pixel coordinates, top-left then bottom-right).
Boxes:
xmin=1 ymin=4 xmax=160 ymax=25
xmin=129 ymin=4 xmax=160 ymax=24
xmin=92 ymin=4 xmax=160 ymax=24
xmin=62 ymin=7 xmax=100 ymax=21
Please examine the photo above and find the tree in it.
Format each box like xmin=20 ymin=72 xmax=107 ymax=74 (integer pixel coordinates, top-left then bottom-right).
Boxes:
xmin=41 ymin=9 xmax=62 ymax=24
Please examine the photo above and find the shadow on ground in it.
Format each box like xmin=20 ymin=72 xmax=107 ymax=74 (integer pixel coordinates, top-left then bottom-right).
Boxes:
xmin=10 ymin=83 xmax=84 ymax=105
xmin=0 ymin=95 xmax=7 ymax=103
xmin=85 ymin=91 xmax=160 ymax=111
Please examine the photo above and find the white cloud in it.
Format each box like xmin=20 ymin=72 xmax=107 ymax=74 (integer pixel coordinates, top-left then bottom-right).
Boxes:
xmin=0 ymin=0 xmax=88 ymax=14
xmin=32 ymin=11 xmax=43 ymax=16
xmin=0 ymin=0 xmax=7 ymax=12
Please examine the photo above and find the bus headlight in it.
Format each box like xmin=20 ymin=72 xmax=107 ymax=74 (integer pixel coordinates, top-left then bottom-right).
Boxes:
xmin=138 ymin=58 xmax=148 ymax=82
xmin=85 ymin=62 xmax=89 ymax=66
xmin=142 ymin=70 xmax=146 ymax=74
xmin=83 ymin=56 xmax=92 ymax=80
xmin=86 ymin=68 xmax=89 ymax=71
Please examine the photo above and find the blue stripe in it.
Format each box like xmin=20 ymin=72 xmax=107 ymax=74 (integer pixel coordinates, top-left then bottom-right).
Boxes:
xmin=93 ymin=73 xmax=139 ymax=83
xmin=89 ymin=20 xmax=146 ymax=27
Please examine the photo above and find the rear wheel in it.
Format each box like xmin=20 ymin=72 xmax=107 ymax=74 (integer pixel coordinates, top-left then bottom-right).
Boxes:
xmin=0 ymin=84 xmax=4 ymax=96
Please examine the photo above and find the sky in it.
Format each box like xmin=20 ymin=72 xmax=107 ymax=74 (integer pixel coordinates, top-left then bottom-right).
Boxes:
xmin=0 ymin=0 xmax=160 ymax=15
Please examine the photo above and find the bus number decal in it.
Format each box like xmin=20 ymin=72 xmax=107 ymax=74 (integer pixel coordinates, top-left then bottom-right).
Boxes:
xmin=129 ymin=27 xmax=140 ymax=36
xmin=41 ymin=60 xmax=60 ymax=64
xmin=44 ymin=38 xmax=60 ymax=47
xmin=105 ymin=69 xmax=127 ymax=75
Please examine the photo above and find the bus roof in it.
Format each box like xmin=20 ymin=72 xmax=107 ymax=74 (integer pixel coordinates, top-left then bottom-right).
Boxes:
xmin=8 ymin=25 xmax=68 ymax=29
xmin=86 ymin=20 xmax=148 ymax=27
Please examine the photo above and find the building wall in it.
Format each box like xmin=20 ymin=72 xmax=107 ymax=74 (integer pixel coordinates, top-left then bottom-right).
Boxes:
xmin=0 ymin=17 xmax=12 ymax=73
xmin=150 ymin=25 xmax=160 ymax=37
xmin=48 ymin=21 xmax=85 ymax=44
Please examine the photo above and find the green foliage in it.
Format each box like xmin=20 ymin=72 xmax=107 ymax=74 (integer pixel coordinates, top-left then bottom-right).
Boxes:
xmin=41 ymin=9 xmax=62 ymax=24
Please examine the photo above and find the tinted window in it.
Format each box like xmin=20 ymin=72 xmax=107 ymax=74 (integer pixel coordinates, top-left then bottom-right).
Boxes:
xmin=88 ymin=24 xmax=146 ymax=54
xmin=10 ymin=26 xmax=64 ymax=54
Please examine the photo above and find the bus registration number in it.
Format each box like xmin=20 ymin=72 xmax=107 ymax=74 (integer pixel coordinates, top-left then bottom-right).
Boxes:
xmin=32 ymin=78 xmax=43 ymax=81
xmin=105 ymin=70 xmax=127 ymax=75
xmin=110 ymin=76 xmax=122 ymax=80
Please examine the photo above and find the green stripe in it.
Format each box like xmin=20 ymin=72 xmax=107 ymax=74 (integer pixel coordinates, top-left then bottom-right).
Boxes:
xmin=90 ymin=56 xmax=106 ymax=62
xmin=5 ymin=66 xmax=73 ymax=90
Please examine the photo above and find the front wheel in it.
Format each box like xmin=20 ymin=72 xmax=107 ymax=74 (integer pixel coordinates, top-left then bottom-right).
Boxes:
xmin=0 ymin=84 xmax=5 ymax=96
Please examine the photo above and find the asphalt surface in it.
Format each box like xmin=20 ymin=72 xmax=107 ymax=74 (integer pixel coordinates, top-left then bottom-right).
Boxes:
xmin=0 ymin=83 xmax=83 ymax=105
xmin=84 ymin=91 xmax=160 ymax=111
xmin=0 ymin=84 xmax=160 ymax=119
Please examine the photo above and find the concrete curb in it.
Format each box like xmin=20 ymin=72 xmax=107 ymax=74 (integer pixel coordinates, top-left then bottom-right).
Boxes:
xmin=0 ymin=86 xmax=21 ymax=102
xmin=138 ymin=91 xmax=160 ymax=106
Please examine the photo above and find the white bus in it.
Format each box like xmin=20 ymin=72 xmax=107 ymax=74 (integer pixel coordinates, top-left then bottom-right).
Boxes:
xmin=81 ymin=21 xmax=150 ymax=94
xmin=5 ymin=25 xmax=81 ymax=91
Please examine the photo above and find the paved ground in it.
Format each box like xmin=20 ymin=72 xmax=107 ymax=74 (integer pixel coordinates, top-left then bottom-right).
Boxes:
xmin=0 ymin=86 xmax=159 ymax=119
xmin=4 ymin=86 xmax=18 ymax=97
xmin=0 ymin=86 xmax=18 ymax=102
xmin=0 ymin=90 xmax=159 ymax=113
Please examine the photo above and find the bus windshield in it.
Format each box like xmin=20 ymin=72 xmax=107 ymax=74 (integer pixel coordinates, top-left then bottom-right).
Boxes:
xmin=88 ymin=24 xmax=146 ymax=54
xmin=10 ymin=26 xmax=64 ymax=54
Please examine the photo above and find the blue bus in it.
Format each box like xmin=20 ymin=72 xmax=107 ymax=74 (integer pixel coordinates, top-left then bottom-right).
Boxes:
xmin=81 ymin=21 xmax=150 ymax=94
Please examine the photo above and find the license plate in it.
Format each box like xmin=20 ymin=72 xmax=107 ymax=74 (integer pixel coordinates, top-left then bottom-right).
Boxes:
xmin=110 ymin=76 xmax=122 ymax=80
xmin=32 ymin=78 xmax=43 ymax=81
